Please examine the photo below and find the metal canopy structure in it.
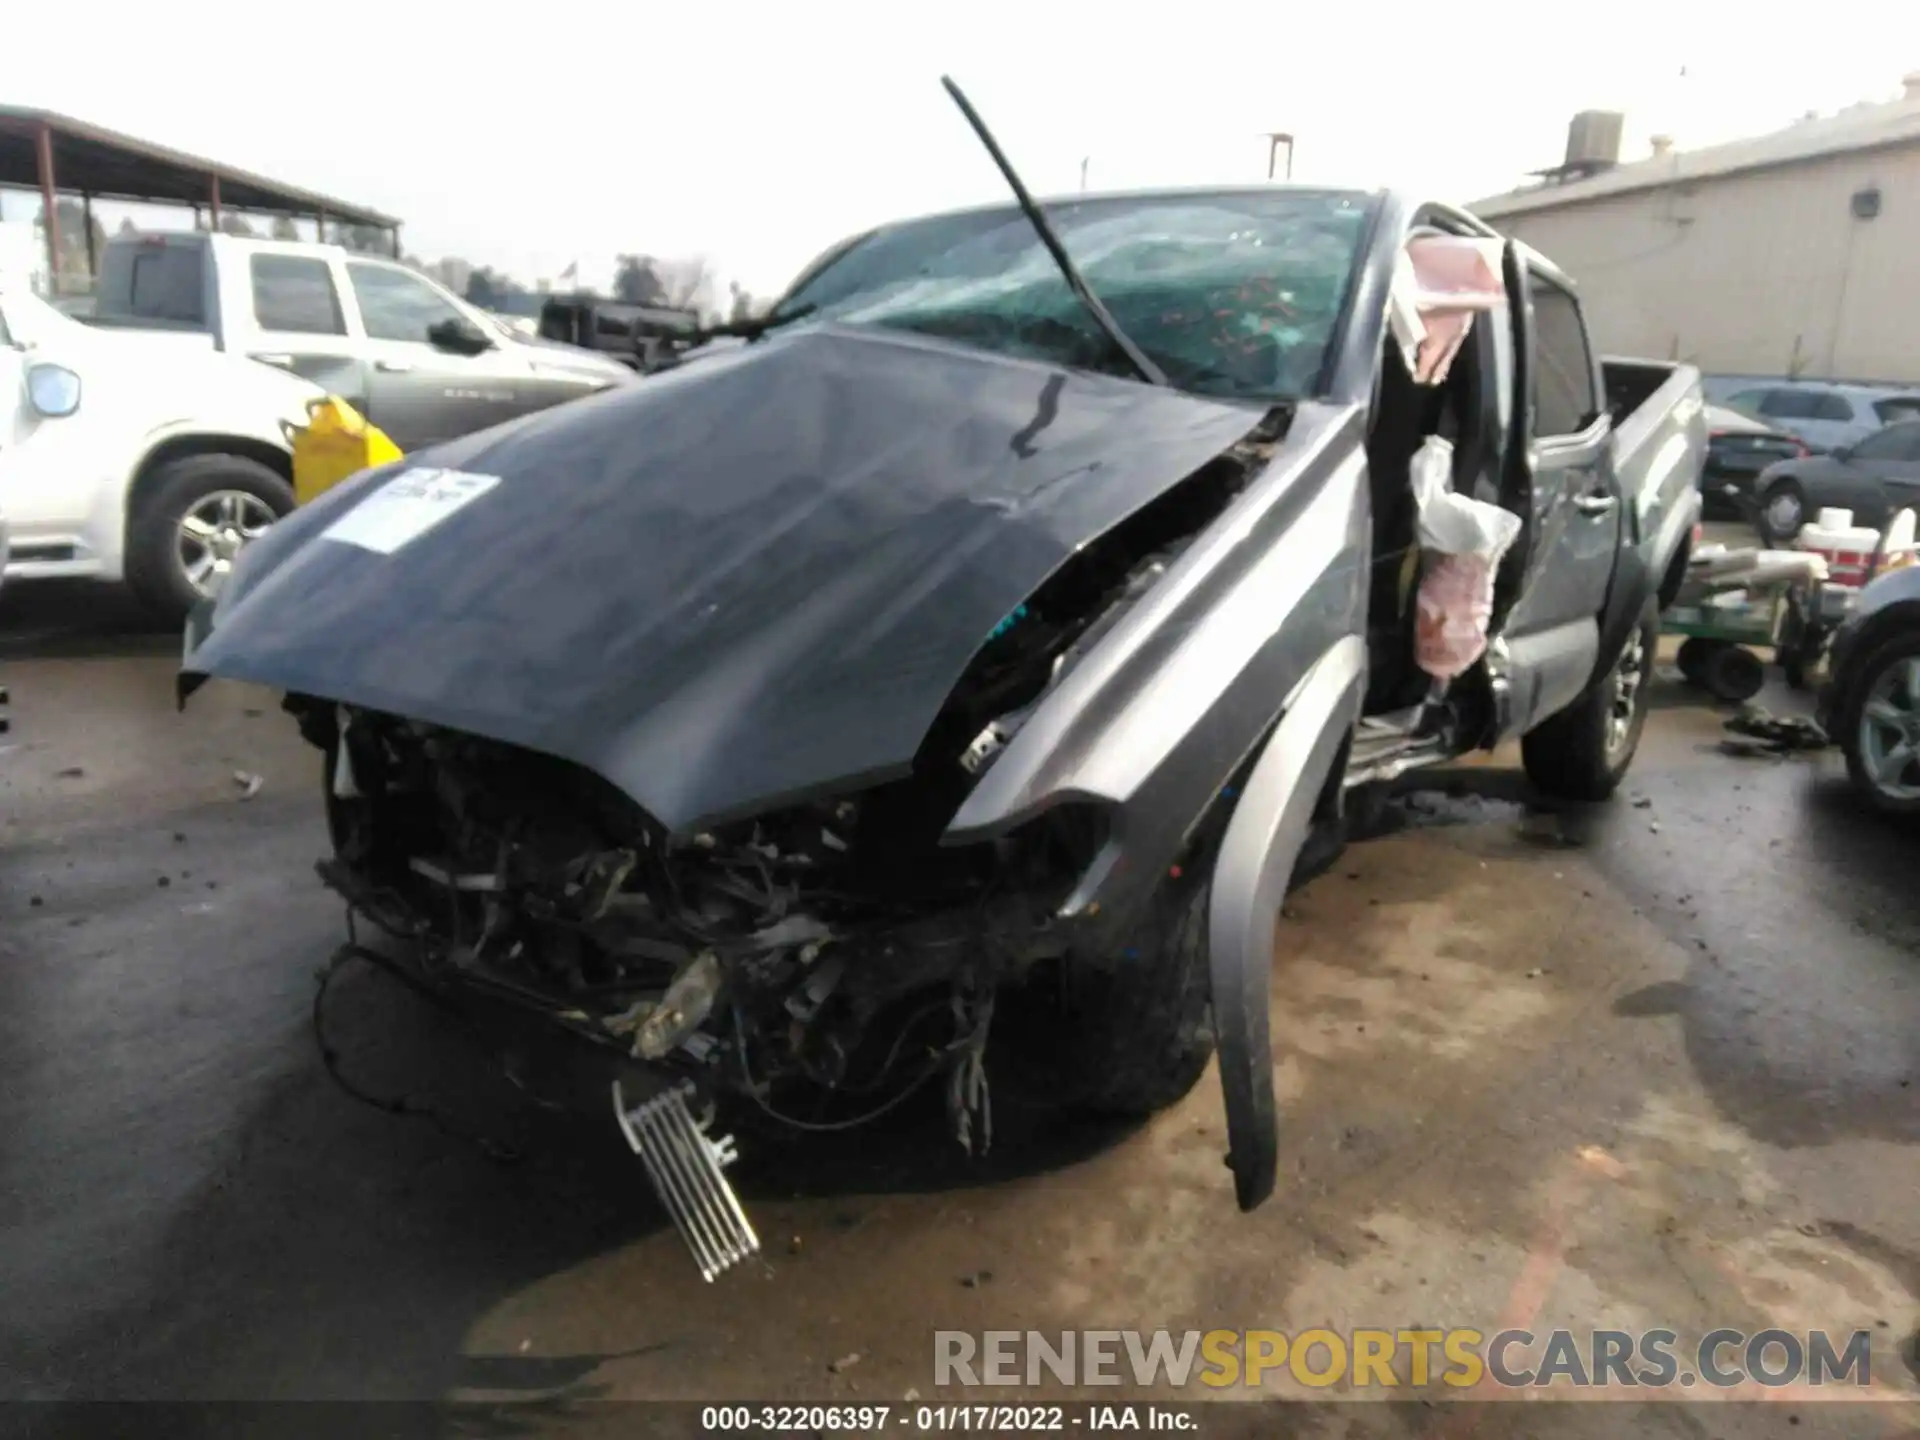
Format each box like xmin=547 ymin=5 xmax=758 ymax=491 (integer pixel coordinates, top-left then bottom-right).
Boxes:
xmin=0 ymin=106 xmax=401 ymax=283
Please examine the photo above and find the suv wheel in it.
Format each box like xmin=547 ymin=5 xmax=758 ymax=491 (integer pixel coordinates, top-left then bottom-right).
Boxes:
xmin=126 ymin=454 xmax=296 ymax=625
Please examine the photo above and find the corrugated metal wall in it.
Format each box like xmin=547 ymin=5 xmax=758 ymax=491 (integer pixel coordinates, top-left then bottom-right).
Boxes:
xmin=1478 ymin=142 xmax=1920 ymax=384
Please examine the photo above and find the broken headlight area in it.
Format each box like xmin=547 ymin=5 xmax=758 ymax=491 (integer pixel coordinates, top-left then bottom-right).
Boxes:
xmin=303 ymin=698 xmax=1109 ymax=1126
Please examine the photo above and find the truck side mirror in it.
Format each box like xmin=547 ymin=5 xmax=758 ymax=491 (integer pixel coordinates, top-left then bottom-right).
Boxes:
xmin=426 ymin=318 xmax=493 ymax=356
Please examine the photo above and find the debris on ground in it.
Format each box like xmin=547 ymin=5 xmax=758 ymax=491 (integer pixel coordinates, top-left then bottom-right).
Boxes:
xmin=1517 ymin=812 xmax=1581 ymax=849
xmin=829 ymin=1353 xmax=861 ymax=1374
xmin=960 ymin=1269 xmax=994 ymax=1288
xmin=232 ymin=770 xmax=264 ymax=800
xmin=55 ymin=766 xmax=84 ymax=779
xmin=1631 ymin=795 xmax=1653 ymax=809
xmin=1722 ymin=705 xmax=1829 ymax=755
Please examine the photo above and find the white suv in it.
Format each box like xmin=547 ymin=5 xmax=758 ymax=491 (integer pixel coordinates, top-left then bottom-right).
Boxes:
xmin=0 ymin=282 xmax=323 ymax=624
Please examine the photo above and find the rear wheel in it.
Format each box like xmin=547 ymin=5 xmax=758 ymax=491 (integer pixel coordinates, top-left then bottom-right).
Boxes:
xmin=1701 ymin=643 xmax=1766 ymax=703
xmin=1522 ymin=596 xmax=1659 ymax=801
xmin=1838 ymin=634 xmax=1920 ymax=816
xmin=1676 ymin=636 xmax=1717 ymax=686
xmin=126 ymin=454 xmax=295 ymax=625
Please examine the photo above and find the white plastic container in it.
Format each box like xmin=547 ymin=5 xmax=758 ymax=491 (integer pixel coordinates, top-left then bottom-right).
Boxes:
xmin=1797 ymin=508 xmax=1880 ymax=587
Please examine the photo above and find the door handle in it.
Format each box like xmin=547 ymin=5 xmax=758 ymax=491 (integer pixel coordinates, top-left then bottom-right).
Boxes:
xmin=251 ymin=352 xmax=295 ymax=369
xmin=1574 ymin=494 xmax=1618 ymax=516
xmin=374 ymin=358 xmax=415 ymax=374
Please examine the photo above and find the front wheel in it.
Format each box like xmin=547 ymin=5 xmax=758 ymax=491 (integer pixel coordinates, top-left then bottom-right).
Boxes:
xmin=1756 ymin=481 xmax=1807 ymax=548
xmin=1001 ymin=878 xmax=1215 ymax=1118
xmin=125 ymin=454 xmax=296 ymax=626
xmin=1838 ymin=633 xmax=1920 ymax=816
xmin=1522 ymin=596 xmax=1660 ymax=802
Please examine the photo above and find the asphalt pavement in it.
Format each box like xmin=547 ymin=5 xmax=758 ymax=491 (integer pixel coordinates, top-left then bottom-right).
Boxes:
xmin=1 ymin=576 xmax=1916 ymax=1437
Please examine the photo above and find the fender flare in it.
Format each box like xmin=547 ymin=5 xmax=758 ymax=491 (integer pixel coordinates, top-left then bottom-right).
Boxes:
xmin=1596 ymin=544 xmax=1654 ymax=678
xmin=1206 ymin=633 xmax=1366 ymax=1212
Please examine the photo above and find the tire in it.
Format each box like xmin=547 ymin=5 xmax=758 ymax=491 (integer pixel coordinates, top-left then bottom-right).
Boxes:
xmin=1021 ymin=878 xmax=1215 ymax=1118
xmin=1522 ymin=596 xmax=1659 ymax=802
xmin=1702 ymin=644 xmax=1765 ymax=703
xmin=1756 ymin=480 xmax=1807 ymax=548
xmin=1676 ymin=636 xmax=1718 ymax=686
xmin=1837 ymin=631 xmax=1920 ymax=816
xmin=125 ymin=454 xmax=296 ymax=626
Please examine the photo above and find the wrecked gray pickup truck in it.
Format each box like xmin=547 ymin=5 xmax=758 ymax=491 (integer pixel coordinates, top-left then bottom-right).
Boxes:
xmin=179 ymin=83 xmax=1704 ymax=1281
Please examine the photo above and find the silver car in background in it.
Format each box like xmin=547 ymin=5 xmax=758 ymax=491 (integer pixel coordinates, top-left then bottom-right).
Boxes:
xmin=1708 ymin=376 xmax=1920 ymax=454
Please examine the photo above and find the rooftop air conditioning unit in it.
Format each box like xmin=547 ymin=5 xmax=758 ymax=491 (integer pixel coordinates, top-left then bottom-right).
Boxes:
xmin=1564 ymin=111 xmax=1625 ymax=171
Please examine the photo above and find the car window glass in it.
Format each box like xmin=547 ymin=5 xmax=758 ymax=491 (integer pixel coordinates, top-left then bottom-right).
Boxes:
xmin=1726 ymin=389 xmax=1769 ymax=417
xmin=97 ymin=244 xmax=207 ymax=325
xmin=1873 ymin=397 xmax=1920 ymax=425
xmin=1528 ymin=275 xmax=1597 ymax=438
xmin=250 ymin=255 xmax=345 ymax=335
xmin=1851 ymin=422 xmax=1920 ymax=462
xmin=1812 ymin=392 xmax=1855 ymax=423
xmin=776 ymin=191 xmax=1375 ymax=402
xmin=348 ymin=263 xmax=467 ymax=343
xmin=1760 ymin=389 xmax=1820 ymax=420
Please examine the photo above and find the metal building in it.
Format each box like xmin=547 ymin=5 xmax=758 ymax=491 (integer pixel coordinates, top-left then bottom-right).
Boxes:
xmin=0 ymin=107 xmax=400 ymax=294
xmin=1469 ymin=76 xmax=1920 ymax=385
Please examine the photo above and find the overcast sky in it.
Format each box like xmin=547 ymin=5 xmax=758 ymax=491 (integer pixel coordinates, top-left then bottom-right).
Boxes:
xmin=5 ymin=1 xmax=1916 ymax=297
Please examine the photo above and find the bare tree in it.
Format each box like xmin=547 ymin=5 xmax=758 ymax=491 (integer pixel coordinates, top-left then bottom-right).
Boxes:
xmin=613 ymin=254 xmax=668 ymax=305
xmin=328 ymin=222 xmax=394 ymax=255
xmin=655 ymin=255 xmax=719 ymax=319
xmin=728 ymin=281 xmax=765 ymax=322
xmin=35 ymin=199 xmax=106 ymax=289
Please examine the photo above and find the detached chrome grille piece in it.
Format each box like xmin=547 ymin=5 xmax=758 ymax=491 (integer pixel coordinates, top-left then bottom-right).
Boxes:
xmin=613 ymin=1079 xmax=759 ymax=1282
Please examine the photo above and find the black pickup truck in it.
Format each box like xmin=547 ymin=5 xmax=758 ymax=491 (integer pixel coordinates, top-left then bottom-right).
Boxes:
xmin=180 ymin=82 xmax=1706 ymax=1283
xmin=536 ymin=294 xmax=703 ymax=372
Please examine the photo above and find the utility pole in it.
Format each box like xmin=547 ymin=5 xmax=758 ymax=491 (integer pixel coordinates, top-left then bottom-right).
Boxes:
xmin=1263 ymin=131 xmax=1295 ymax=181
xmin=1079 ymin=156 xmax=1090 ymax=192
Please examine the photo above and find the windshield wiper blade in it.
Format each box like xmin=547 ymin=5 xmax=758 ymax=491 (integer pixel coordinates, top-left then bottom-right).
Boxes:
xmin=685 ymin=303 xmax=817 ymax=345
xmin=938 ymin=75 xmax=1167 ymax=388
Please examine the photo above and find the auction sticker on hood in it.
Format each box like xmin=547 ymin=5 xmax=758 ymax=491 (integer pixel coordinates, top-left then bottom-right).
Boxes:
xmin=321 ymin=467 xmax=500 ymax=555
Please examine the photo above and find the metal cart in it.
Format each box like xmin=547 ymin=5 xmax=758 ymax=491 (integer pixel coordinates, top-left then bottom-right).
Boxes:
xmin=1661 ymin=549 xmax=1831 ymax=703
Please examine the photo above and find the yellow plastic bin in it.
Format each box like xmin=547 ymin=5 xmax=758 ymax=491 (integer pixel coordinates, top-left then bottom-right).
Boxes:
xmin=291 ymin=397 xmax=404 ymax=506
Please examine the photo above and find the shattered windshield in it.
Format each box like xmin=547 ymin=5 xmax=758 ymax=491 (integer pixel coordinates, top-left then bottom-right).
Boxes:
xmin=777 ymin=190 xmax=1375 ymax=402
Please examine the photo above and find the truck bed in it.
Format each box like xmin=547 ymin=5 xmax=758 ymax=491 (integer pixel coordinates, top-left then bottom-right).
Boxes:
xmin=1602 ymin=357 xmax=1708 ymax=594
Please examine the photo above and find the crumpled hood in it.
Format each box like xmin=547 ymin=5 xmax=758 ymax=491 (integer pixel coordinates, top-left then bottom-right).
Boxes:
xmin=183 ymin=324 xmax=1267 ymax=833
